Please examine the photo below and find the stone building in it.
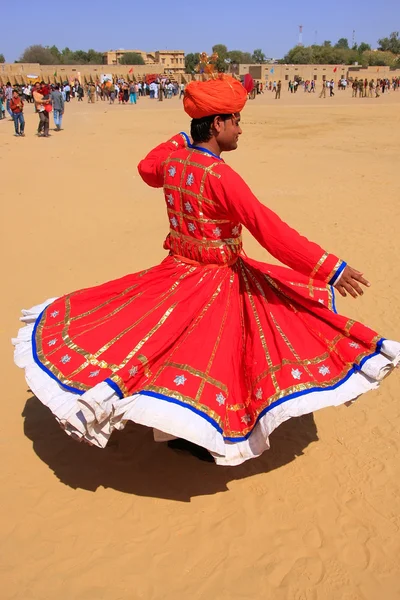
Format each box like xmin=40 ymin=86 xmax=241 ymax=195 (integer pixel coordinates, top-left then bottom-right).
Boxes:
xmin=102 ymin=49 xmax=185 ymax=74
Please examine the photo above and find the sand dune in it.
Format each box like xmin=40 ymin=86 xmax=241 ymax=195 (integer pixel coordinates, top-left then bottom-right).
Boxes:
xmin=1 ymin=88 xmax=400 ymax=599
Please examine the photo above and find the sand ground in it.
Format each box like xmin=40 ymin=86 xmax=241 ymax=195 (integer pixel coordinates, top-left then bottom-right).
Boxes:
xmin=1 ymin=88 xmax=400 ymax=600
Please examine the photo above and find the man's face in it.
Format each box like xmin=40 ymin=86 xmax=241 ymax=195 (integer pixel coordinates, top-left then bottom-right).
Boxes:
xmin=214 ymin=113 xmax=242 ymax=152
xmin=35 ymin=83 xmax=41 ymax=91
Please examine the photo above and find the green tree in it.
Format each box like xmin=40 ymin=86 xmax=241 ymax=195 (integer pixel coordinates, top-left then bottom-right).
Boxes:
xmin=284 ymin=46 xmax=315 ymax=64
xmin=252 ymin=48 xmax=266 ymax=63
xmin=48 ymin=45 xmax=61 ymax=62
xmin=185 ymin=52 xmax=200 ymax=73
xmin=0 ymin=53 xmax=5 ymax=63
xmin=358 ymin=42 xmax=371 ymax=53
xmin=118 ymin=52 xmax=145 ymax=65
xmin=19 ymin=44 xmax=56 ymax=64
xmin=335 ymin=38 xmax=349 ymax=49
xmin=378 ymin=31 xmax=400 ymax=53
xmin=212 ymin=44 xmax=228 ymax=71
xmin=87 ymin=49 xmax=103 ymax=64
xmin=323 ymin=40 xmax=332 ymax=47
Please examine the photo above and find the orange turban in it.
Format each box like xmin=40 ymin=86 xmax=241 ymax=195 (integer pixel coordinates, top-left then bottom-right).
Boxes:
xmin=183 ymin=76 xmax=247 ymax=119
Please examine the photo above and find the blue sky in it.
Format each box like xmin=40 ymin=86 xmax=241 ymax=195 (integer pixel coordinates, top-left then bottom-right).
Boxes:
xmin=2 ymin=0 xmax=398 ymax=62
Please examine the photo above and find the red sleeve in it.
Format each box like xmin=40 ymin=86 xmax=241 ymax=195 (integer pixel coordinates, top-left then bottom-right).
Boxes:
xmin=137 ymin=132 xmax=190 ymax=188
xmin=214 ymin=165 xmax=346 ymax=284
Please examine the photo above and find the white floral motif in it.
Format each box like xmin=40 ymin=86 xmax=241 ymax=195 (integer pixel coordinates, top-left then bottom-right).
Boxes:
xmin=168 ymin=166 xmax=176 ymax=177
xmin=232 ymin=225 xmax=240 ymax=236
xmin=48 ymin=338 xmax=57 ymax=346
xmin=167 ymin=194 xmax=174 ymax=205
xmin=213 ymin=227 xmax=222 ymax=238
xmin=291 ymin=368 xmax=302 ymax=380
xmin=89 ymin=370 xmax=100 ymax=378
xmin=255 ymin=388 xmax=263 ymax=400
xmin=129 ymin=366 xmax=138 ymax=377
xmin=60 ymin=354 xmax=71 ymax=364
xmin=241 ymin=414 xmax=251 ymax=424
xmin=319 ymin=365 xmax=330 ymax=376
xmin=170 ymin=216 xmax=178 ymax=228
xmin=184 ymin=201 xmax=193 ymax=213
xmin=174 ymin=374 xmax=187 ymax=386
xmin=50 ymin=310 xmax=59 ymax=318
xmin=216 ymin=393 xmax=226 ymax=406
xmin=188 ymin=223 xmax=196 ymax=233
xmin=186 ymin=173 xmax=195 ymax=186
xmin=349 ymin=342 xmax=360 ymax=349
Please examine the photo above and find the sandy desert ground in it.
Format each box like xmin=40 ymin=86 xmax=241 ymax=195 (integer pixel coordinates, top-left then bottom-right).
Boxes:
xmin=1 ymin=87 xmax=400 ymax=600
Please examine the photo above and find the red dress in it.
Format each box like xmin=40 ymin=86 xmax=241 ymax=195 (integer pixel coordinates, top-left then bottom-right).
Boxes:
xmin=13 ymin=132 xmax=399 ymax=465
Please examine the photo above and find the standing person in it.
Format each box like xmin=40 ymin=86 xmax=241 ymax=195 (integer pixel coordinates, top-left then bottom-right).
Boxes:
xmin=88 ymin=82 xmax=96 ymax=103
xmin=179 ymin=82 xmax=185 ymax=99
xmin=33 ymin=82 xmax=50 ymax=137
xmin=129 ymin=81 xmax=137 ymax=104
xmin=5 ymin=82 xmax=14 ymax=118
xmin=319 ymin=80 xmax=327 ymax=98
xmin=13 ymin=75 xmax=400 ymax=465
xmin=64 ymin=83 xmax=71 ymax=102
xmin=0 ymin=86 xmax=5 ymax=119
xmin=10 ymin=89 xmax=25 ymax=136
xmin=77 ymin=83 xmax=84 ymax=101
xmin=369 ymin=79 xmax=374 ymax=98
xmin=51 ymin=84 xmax=65 ymax=131
xmin=329 ymin=79 xmax=335 ymax=97
xmin=109 ymin=83 xmax=116 ymax=104
xmin=275 ymin=80 xmax=281 ymax=99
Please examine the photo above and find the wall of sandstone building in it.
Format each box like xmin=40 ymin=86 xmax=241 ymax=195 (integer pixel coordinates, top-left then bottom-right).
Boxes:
xmin=0 ymin=63 xmax=186 ymax=85
xmin=239 ymin=63 xmax=400 ymax=82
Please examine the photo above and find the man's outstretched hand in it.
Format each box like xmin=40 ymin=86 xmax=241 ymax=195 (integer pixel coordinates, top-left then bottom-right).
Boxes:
xmin=334 ymin=265 xmax=370 ymax=298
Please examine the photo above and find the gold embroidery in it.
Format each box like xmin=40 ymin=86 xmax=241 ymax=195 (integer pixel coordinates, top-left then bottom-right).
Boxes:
xmin=164 ymin=185 xmax=218 ymax=207
xmin=309 ymin=252 xmax=329 ymax=297
xmin=195 ymin=272 xmax=234 ymax=402
xmin=240 ymin=262 xmax=279 ymax=392
xmin=138 ymin=354 xmax=152 ymax=378
xmin=167 ymin=207 xmax=230 ymax=225
xmin=165 ymin=361 xmax=228 ymax=393
xmin=144 ymin=384 xmax=224 ymax=428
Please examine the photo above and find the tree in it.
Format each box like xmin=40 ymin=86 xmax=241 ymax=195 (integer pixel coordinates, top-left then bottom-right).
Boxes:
xmin=358 ymin=42 xmax=371 ymax=53
xmin=252 ymin=48 xmax=266 ymax=63
xmin=87 ymin=49 xmax=103 ymax=64
xmin=284 ymin=46 xmax=315 ymax=64
xmin=0 ymin=53 xmax=5 ymax=63
xmin=19 ymin=44 xmax=56 ymax=64
xmin=118 ymin=52 xmax=145 ymax=65
xmin=212 ymin=44 xmax=228 ymax=71
xmin=323 ymin=40 xmax=332 ymax=47
xmin=48 ymin=45 xmax=61 ymax=62
xmin=378 ymin=31 xmax=400 ymax=54
xmin=185 ymin=52 xmax=200 ymax=73
xmin=335 ymin=38 xmax=349 ymax=49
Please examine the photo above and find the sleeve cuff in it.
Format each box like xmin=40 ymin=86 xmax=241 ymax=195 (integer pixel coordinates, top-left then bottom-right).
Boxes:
xmin=329 ymin=261 xmax=347 ymax=285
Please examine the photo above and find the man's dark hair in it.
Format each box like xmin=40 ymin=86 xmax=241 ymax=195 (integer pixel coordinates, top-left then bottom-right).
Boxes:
xmin=54 ymin=84 xmax=60 ymax=90
xmin=190 ymin=114 xmax=231 ymax=144
xmin=6 ymin=81 xmax=11 ymax=86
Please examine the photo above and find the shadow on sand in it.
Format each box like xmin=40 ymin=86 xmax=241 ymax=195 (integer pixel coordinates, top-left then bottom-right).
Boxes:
xmin=23 ymin=395 xmax=319 ymax=502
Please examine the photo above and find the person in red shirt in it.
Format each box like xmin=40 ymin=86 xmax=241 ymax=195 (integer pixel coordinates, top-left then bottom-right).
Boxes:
xmin=10 ymin=90 xmax=25 ymax=136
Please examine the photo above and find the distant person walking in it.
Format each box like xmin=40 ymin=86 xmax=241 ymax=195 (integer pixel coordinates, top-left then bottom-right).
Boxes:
xmin=329 ymin=79 xmax=335 ymax=97
xmin=129 ymin=82 xmax=137 ymax=104
xmin=33 ymin=82 xmax=50 ymax=137
xmin=319 ymin=80 xmax=327 ymax=98
xmin=51 ymin=84 xmax=65 ymax=131
xmin=10 ymin=89 xmax=25 ymax=136
xmin=5 ymin=82 xmax=13 ymax=118
xmin=275 ymin=80 xmax=281 ymax=99
xmin=64 ymin=83 xmax=71 ymax=102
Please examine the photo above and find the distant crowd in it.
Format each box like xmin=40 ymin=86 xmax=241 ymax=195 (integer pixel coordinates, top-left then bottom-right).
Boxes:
xmin=1 ymin=74 xmax=399 ymax=137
